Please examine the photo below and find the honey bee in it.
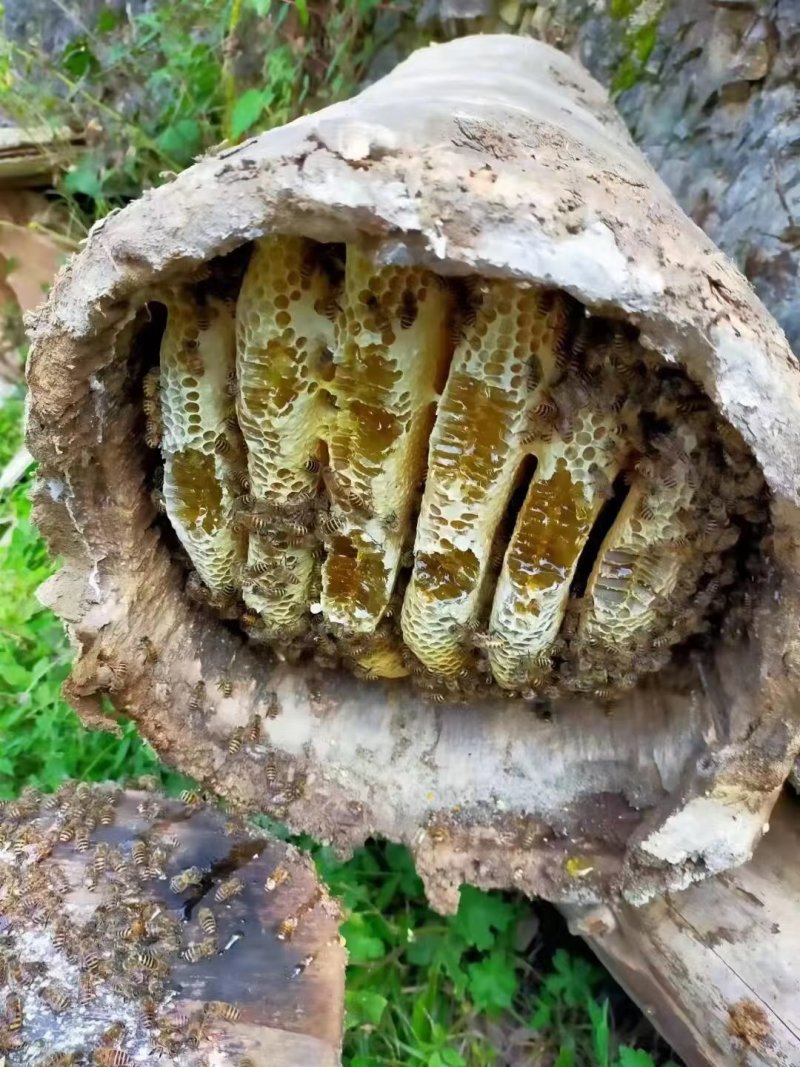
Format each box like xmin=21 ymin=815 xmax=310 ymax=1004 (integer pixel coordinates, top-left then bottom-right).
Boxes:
xmin=182 ymin=938 xmax=217 ymax=963
xmin=98 ymin=802 xmax=115 ymax=827
xmin=227 ymin=726 xmax=246 ymax=755
xmin=205 ymin=1000 xmax=240 ymax=1021
xmin=276 ymin=915 xmax=298 ymax=941
xmin=217 ymin=672 xmax=234 ymax=697
xmin=82 ymin=949 xmax=103 ymax=974
xmin=427 ymin=822 xmax=449 ymax=844
xmin=246 ymin=714 xmax=262 ymax=744
xmin=215 ymin=875 xmax=244 ymax=903
xmin=399 ymin=289 xmax=418 ymax=329
xmin=143 ymin=367 xmax=160 ymax=398
xmin=5 ymin=992 xmax=23 ymax=1031
xmin=265 ymin=752 xmax=278 ymax=786
xmin=138 ymin=636 xmax=159 ymax=663
xmin=189 ymin=680 xmax=206 ymax=714
xmin=132 ymin=840 xmax=148 ymax=868
xmin=182 ymin=340 xmax=204 ymax=376
xmin=123 ymin=914 xmax=146 ymax=941
xmin=303 ymin=455 xmax=321 ymax=474
xmin=92 ymin=1049 xmax=137 ymax=1067
xmin=180 ymin=789 xmax=202 ymax=806
xmin=144 ymin=416 xmax=162 ymax=449
xmin=134 ymin=949 xmax=162 ymax=972
xmin=170 ymin=865 xmax=203 ymax=893
xmin=140 ymin=996 xmax=158 ymax=1028
xmin=264 ymin=692 xmax=280 ymax=719
xmin=214 ymin=432 xmax=230 ymax=455
xmin=74 ymin=973 xmax=94 ymax=1006
xmin=287 ymin=774 xmax=306 ymax=801
xmin=198 ymin=907 xmax=216 ymax=937
xmin=53 ymin=918 xmax=70 ymax=950
xmin=264 ymin=865 xmax=289 ymax=892
xmin=291 ymin=952 xmax=316 ymax=979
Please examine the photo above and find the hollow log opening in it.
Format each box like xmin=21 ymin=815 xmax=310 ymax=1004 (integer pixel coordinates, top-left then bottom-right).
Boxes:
xmin=25 ymin=35 xmax=800 ymax=911
xmin=141 ymin=238 xmax=767 ymax=704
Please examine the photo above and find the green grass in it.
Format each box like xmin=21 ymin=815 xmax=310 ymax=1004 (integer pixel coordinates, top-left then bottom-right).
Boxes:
xmin=0 ymin=3 xmax=679 ymax=1062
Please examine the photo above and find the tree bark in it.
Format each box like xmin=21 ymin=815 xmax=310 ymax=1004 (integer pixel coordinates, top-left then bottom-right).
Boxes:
xmin=23 ymin=34 xmax=800 ymax=914
xmin=562 ymin=792 xmax=800 ymax=1067
xmin=0 ymin=781 xmax=345 ymax=1066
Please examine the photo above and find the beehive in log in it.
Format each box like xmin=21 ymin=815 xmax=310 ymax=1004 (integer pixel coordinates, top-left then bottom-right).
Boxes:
xmin=25 ymin=36 xmax=800 ymax=912
xmin=0 ymin=782 xmax=345 ymax=1066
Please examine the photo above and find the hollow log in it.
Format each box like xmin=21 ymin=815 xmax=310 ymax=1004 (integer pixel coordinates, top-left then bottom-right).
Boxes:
xmin=563 ymin=792 xmax=800 ymax=1067
xmin=0 ymin=781 xmax=345 ymax=1066
xmin=24 ymin=35 xmax=800 ymax=914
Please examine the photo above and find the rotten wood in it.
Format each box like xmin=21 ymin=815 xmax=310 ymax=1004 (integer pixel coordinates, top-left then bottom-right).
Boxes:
xmin=0 ymin=126 xmax=84 ymax=188
xmin=0 ymin=781 xmax=345 ymax=1066
xmin=563 ymin=792 xmax=800 ymax=1067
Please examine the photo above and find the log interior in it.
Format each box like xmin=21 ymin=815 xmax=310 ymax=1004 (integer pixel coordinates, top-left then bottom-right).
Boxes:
xmin=141 ymin=238 xmax=766 ymax=706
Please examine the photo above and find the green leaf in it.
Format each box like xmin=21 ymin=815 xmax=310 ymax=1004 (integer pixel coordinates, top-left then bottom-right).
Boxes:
xmin=95 ymin=6 xmax=121 ymax=33
xmin=0 ymin=661 xmax=31 ymax=688
xmin=341 ymin=915 xmax=386 ymax=962
xmin=554 ymin=1048 xmax=576 ymax=1067
xmin=466 ymin=949 xmax=518 ymax=1014
xmin=441 ymin=1050 xmax=466 ymax=1066
xmin=230 ymin=88 xmax=267 ymax=139
xmin=588 ymin=996 xmax=610 ymax=1067
xmin=450 ymin=885 xmax=517 ymax=951
xmin=345 ymin=990 xmax=388 ymax=1030
xmin=156 ymin=119 xmax=202 ymax=163
xmin=60 ymin=38 xmax=99 ymax=79
xmin=617 ymin=1049 xmax=657 ymax=1067
xmin=295 ymin=0 xmax=310 ymax=27
xmin=62 ymin=159 xmax=104 ymax=200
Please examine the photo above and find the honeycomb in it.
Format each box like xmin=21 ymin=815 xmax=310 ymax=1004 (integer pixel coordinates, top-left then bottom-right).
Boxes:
xmin=146 ymin=238 xmax=767 ymax=702
xmin=158 ymin=286 xmax=247 ymax=602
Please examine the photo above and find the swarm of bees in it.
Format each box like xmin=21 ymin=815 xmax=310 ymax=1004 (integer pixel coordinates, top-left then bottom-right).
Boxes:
xmin=0 ymin=780 xmax=343 ymax=1065
xmin=142 ymin=236 xmax=767 ymax=703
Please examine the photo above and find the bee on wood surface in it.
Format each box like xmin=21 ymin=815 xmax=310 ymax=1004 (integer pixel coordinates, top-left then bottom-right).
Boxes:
xmin=182 ymin=938 xmax=217 ymax=963
xmin=276 ymin=915 xmax=298 ymax=941
xmin=214 ymin=875 xmax=244 ymax=903
xmin=198 ymin=907 xmax=216 ymax=938
xmin=189 ymin=680 xmax=206 ymax=714
xmin=265 ymin=752 xmax=278 ymax=786
xmin=205 ymin=1000 xmax=240 ymax=1021
xmin=5 ymin=992 xmax=23 ymax=1031
xmin=134 ymin=949 xmax=162 ymax=972
xmin=170 ymin=865 xmax=203 ymax=893
xmin=137 ymin=635 xmax=159 ymax=663
xmin=264 ymin=865 xmax=289 ymax=892
xmin=228 ymin=726 xmax=246 ymax=755
xmin=180 ymin=789 xmax=202 ymax=806
xmin=92 ymin=1049 xmax=137 ymax=1067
